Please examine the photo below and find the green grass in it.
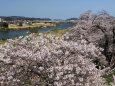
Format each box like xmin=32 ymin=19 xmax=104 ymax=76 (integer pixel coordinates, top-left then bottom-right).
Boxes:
xmin=45 ymin=28 xmax=69 ymax=37
xmin=0 ymin=40 xmax=7 ymax=44
xmin=0 ymin=27 xmax=9 ymax=31
xmin=23 ymin=80 xmax=31 ymax=86
xmin=0 ymin=36 xmax=19 ymax=45
xmin=103 ymin=69 xmax=115 ymax=85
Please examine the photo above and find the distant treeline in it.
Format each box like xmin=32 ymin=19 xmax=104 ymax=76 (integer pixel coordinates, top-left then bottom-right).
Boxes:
xmin=0 ymin=16 xmax=52 ymax=21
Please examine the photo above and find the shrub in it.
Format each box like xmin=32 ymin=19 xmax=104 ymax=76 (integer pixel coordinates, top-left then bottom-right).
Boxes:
xmin=0 ymin=22 xmax=9 ymax=28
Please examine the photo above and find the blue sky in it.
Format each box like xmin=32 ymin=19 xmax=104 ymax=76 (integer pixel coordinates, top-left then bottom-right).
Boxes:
xmin=0 ymin=0 xmax=115 ymax=19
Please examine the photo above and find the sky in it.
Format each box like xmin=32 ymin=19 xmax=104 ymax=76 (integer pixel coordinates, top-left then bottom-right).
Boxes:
xmin=0 ymin=0 xmax=115 ymax=19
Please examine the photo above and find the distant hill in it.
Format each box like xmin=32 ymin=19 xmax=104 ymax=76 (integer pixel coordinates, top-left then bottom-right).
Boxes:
xmin=66 ymin=18 xmax=78 ymax=21
xmin=0 ymin=16 xmax=52 ymax=22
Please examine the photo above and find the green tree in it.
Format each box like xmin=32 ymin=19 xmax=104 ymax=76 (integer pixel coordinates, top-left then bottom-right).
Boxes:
xmin=0 ymin=22 xmax=9 ymax=28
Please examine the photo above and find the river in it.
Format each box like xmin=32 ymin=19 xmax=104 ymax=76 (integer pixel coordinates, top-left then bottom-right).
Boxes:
xmin=0 ymin=23 xmax=72 ymax=40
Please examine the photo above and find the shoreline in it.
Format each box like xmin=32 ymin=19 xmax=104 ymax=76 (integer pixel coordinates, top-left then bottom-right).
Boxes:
xmin=0 ymin=25 xmax=56 ymax=31
xmin=0 ymin=22 xmax=56 ymax=31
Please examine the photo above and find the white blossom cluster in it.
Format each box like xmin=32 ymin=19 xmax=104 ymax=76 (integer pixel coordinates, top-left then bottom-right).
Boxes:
xmin=0 ymin=33 xmax=108 ymax=86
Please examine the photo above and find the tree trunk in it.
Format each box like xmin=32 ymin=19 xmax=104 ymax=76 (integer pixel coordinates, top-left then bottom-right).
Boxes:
xmin=110 ymin=26 xmax=115 ymax=68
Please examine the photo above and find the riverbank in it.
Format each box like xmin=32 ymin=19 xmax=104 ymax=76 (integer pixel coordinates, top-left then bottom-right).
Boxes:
xmin=0 ymin=22 xmax=56 ymax=31
xmin=45 ymin=28 xmax=69 ymax=37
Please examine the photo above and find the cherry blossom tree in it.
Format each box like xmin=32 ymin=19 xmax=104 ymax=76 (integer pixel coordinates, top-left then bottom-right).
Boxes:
xmin=0 ymin=33 xmax=107 ymax=86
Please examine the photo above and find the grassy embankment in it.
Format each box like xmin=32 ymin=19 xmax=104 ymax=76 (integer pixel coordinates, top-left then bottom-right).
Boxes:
xmin=0 ymin=40 xmax=6 ymax=44
xmin=0 ymin=22 xmax=56 ymax=31
xmin=45 ymin=28 xmax=69 ymax=37
xmin=9 ymin=22 xmax=56 ymax=29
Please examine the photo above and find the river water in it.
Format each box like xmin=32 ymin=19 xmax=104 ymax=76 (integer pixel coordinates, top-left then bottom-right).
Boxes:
xmin=0 ymin=23 xmax=72 ymax=40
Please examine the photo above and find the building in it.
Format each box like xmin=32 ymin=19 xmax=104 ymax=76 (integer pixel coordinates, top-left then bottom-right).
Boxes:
xmin=0 ymin=18 xmax=2 ymax=22
xmin=0 ymin=18 xmax=4 ymax=22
